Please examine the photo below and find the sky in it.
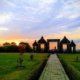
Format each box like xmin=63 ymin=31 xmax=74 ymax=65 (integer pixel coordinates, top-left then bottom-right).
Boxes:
xmin=0 ymin=0 xmax=80 ymax=49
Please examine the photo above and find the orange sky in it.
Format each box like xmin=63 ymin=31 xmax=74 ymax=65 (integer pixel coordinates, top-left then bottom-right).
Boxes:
xmin=0 ymin=35 xmax=80 ymax=50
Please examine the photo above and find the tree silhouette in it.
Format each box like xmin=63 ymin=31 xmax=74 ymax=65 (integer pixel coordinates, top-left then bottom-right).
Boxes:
xmin=19 ymin=42 xmax=32 ymax=52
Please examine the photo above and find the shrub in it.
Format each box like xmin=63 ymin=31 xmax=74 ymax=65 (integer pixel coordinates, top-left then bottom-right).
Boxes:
xmin=75 ymin=56 xmax=80 ymax=62
xmin=30 ymin=54 xmax=34 ymax=61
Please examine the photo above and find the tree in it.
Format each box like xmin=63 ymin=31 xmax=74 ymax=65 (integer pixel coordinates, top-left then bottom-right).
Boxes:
xmin=3 ymin=42 xmax=18 ymax=52
xmin=19 ymin=42 xmax=32 ymax=52
xmin=11 ymin=42 xmax=17 ymax=46
xmin=0 ymin=47 xmax=4 ymax=52
xmin=3 ymin=42 xmax=10 ymax=47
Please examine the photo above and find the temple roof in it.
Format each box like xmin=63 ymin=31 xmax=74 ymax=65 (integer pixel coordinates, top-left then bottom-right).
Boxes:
xmin=33 ymin=40 xmax=38 ymax=46
xmin=38 ymin=36 xmax=46 ymax=43
xmin=70 ymin=40 xmax=76 ymax=46
xmin=60 ymin=36 xmax=70 ymax=43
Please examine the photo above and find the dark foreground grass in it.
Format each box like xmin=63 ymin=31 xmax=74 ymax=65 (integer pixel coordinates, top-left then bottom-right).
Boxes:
xmin=58 ymin=54 xmax=80 ymax=80
xmin=0 ymin=53 xmax=49 ymax=80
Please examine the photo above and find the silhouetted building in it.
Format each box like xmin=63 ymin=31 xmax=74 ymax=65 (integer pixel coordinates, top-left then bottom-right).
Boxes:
xmin=33 ymin=36 xmax=76 ymax=53
xmin=33 ymin=40 xmax=38 ymax=52
xmin=33 ymin=37 xmax=48 ymax=53
xmin=70 ymin=40 xmax=76 ymax=52
xmin=60 ymin=36 xmax=71 ymax=53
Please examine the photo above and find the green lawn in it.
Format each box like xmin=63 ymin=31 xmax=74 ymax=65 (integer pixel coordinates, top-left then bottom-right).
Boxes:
xmin=58 ymin=54 xmax=80 ymax=71
xmin=0 ymin=53 xmax=48 ymax=80
xmin=58 ymin=54 xmax=80 ymax=80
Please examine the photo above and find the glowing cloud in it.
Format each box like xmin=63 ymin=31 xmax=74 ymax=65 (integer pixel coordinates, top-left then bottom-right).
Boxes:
xmin=0 ymin=13 xmax=13 ymax=24
xmin=0 ymin=27 xmax=9 ymax=31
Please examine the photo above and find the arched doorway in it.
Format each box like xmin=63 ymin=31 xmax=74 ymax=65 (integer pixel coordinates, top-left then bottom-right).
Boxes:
xmin=47 ymin=39 xmax=60 ymax=53
xmin=60 ymin=36 xmax=71 ymax=53
xmin=38 ymin=36 xmax=47 ymax=52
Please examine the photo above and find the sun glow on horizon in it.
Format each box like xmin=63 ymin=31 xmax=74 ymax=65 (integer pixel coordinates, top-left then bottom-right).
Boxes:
xmin=0 ymin=36 xmax=80 ymax=50
xmin=49 ymin=42 xmax=58 ymax=50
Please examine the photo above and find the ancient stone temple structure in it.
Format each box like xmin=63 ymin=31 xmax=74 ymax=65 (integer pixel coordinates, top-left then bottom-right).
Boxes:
xmin=60 ymin=36 xmax=76 ymax=53
xmin=33 ymin=37 xmax=48 ymax=53
xmin=33 ymin=36 xmax=76 ymax=53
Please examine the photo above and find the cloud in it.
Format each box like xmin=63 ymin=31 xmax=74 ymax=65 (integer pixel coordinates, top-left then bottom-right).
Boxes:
xmin=39 ymin=0 xmax=57 ymax=7
xmin=55 ymin=12 xmax=79 ymax=19
xmin=22 ymin=0 xmax=57 ymax=22
xmin=68 ymin=14 xmax=79 ymax=19
xmin=55 ymin=15 xmax=64 ymax=19
xmin=0 ymin=13 xmax=14 ymax=24
xmin=55 ymin=0 xmax=80 ymax=19
xmin=5 ymin=0 xmax=16 ymax=7
xmin=0 ymin=0 xmax=16 ymax=8
xmin=0 ymin=27 xmax=9 ymax=31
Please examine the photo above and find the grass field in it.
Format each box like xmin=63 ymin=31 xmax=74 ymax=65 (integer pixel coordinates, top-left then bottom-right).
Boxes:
xmin=58 ymin=54 xmax=80 ymax=80
xmin=0 ymin=53 xmax=48 ymax=80
xmin=58 ymin=54 xmax=80 ymax=71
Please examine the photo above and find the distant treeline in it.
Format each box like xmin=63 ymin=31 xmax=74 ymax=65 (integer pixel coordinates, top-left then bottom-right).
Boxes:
xmin=0 ymin=42 xmax=32 ymax=53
